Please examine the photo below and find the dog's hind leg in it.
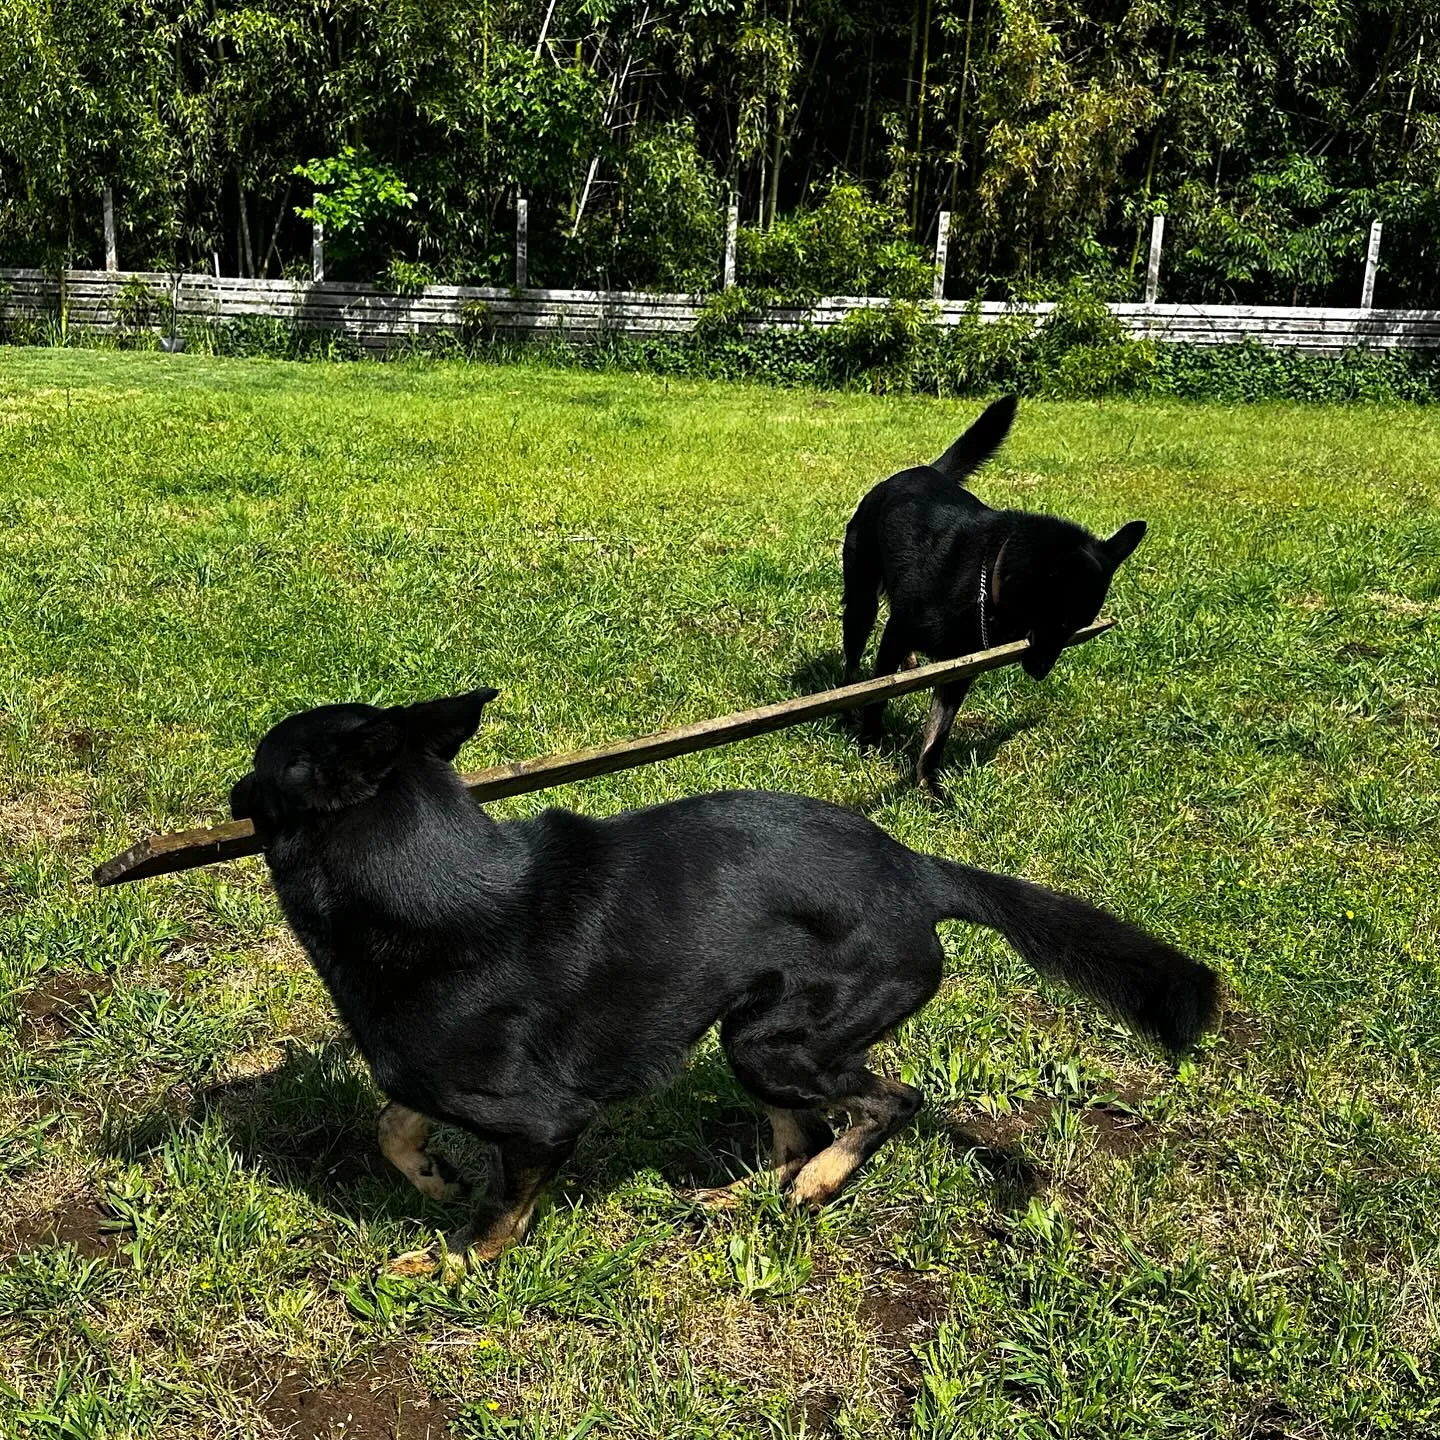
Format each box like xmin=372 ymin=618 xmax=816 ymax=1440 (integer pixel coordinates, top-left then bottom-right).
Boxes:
xmin=687 ymin=1104 xmax=834 ymax=1209
xmin=857 ymin=618 xmax=912 ymax=747
xmin=915 ymin=677 xmax=973 ymax=797
xmin=842 ymin=523 xmax=882 ymax=682
xmin=789 ymin=1070 xmax=923 ymax=1210
xmin=378 ymin=1101 xmax=468 ymax=1202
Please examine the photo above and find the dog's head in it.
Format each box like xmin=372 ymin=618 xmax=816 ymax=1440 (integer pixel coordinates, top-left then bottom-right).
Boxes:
xmin=1000 ymin=520 xmax=1146 ymax=680
xmin=229 ymin=689 xmax=498 ymax=841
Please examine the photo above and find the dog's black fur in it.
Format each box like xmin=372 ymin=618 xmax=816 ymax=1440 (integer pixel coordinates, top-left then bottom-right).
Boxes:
xmin=231 ymin=691 xmax=1218 ymax=1263
xmin=843 ymin=394 xmax=1149 ymax=791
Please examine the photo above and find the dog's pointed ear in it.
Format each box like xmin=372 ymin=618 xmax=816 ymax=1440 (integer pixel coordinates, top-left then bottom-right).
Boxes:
xmin=348 ymin=714 xmax=407 ymax=784
xmin=398 ymin=688 xmax=499 ymax=761
xmin=1102 ymin=520 xmax=1147 ymax=568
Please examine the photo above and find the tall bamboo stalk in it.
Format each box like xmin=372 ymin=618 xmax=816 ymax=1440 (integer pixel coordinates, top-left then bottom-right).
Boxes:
xmin=948 ymin=0 xmax=977 ymax=212
xmin=911 ymin=0 xmax=934 ymax=230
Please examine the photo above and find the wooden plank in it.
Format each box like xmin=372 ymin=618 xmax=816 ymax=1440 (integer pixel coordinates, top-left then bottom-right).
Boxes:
xmin=1361 ymin=220 xmax=1383 ymax=310
xmin=16 ymin=267 xmax=1440 ymax=350
xmin=103 ymin=187 xmax=118 ymax=272
xmin=1144 ymin=215 xmax=1165 ymax=306
xmin=93 ymin=620 xmax=1113 ymax=887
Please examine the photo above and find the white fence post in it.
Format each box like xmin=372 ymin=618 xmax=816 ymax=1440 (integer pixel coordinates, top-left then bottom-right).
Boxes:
xmin=723 ymin=201 xmax=739 ymax=289
xmin=1360 ymin=220 xmax=1383 ymax=310
xmin=933 ymin=210 xmax=951 ymax=302
xmin=1144 ymin=215 xmax=1165 ymax=306
xmin=103 ymin=186 xmax=118 ymax=271
xmin=516 ymin=198 xmax=529 ymax=289
xmin=311 ymin=220 xmax=324 ymax=282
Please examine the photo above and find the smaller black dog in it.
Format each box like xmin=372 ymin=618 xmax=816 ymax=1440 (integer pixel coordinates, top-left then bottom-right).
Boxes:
xmin=232 ymin=690 xmax=1217 ymax=1269
xmin=842 ymin=394 xmax=1148 ymax=793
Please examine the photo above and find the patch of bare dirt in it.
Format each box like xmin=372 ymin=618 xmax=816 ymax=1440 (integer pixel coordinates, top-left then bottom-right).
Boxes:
xmin=257 ymin=1350 xmax=457 ymax=1439
xmin=858 ymin=1272 xmax=949 ymax=1347
xmin=0 ymin=788 xmax=90 ymax=846
xmin=948 ymin=1086 xmax=1159 ymax=1167
xmin=5 ymin=1195 xmax=130 ymax=1260
xmin=1220 ymin=1008 xmax=1266 ymax=1055
xmin=1335 ymin=641 xmax=1386 ymax=660
xmin=1079 ymin=1099 xmax=1153 ymax=1157
xmin=16 ymin=970 xmax=111 ymax=1043
xmin=797 ymin=1388 xmax=842 ymax=1434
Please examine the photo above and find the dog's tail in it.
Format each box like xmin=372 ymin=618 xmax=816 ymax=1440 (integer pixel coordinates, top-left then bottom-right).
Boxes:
xmin=932 ymin=394 xmax=1019 ymax=480
xmin=923 ymin=856 xmax=1218 ymax=1054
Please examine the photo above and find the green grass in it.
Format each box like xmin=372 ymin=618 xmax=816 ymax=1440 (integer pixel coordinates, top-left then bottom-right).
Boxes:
xmin=1 ymin=348 xmax=1438 ymax=1439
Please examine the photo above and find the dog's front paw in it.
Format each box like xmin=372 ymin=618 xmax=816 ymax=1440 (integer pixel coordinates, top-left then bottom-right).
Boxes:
xmin=385 ymin=1245 xmax=454 ymax=1279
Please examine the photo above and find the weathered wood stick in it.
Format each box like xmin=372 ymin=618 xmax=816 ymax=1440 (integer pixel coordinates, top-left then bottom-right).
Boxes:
xmin=93 ymin=620 xmax=1113 ymax=888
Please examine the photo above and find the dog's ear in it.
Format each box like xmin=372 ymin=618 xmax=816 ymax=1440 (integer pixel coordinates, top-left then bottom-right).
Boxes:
xmin=344 ymin=714 xmax=407 ymax=786
xmin=397 ymin=689 xmax=499 ymax=761
xmin=1102 ymin=520 xmax=1147 ymax=568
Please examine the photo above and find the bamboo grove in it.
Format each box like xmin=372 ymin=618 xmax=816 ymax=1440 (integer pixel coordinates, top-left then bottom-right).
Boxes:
xmin=2 ymin=0 xmax=1437 ymax=305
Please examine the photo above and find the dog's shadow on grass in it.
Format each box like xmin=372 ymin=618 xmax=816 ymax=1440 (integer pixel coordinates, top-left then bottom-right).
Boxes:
xmin=789 ymin=651 xmax=1045 ymax=811
xmin=927 ymin=1113 xmax=1047 ymax=1214
xmin=107 ymin=1040 xmax=770 ymax=1220
xmin=790 ymin=650 xmax=1042 ymax=772
xmin=106 ymin=1041 xmax=405 ymax=1210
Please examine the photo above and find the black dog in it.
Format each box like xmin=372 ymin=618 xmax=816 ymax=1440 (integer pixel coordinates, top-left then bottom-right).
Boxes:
xmin=231 ymin=690 xmax=1217 ymax=1267
xmin=842 ymin=395 xmax=1149 ymax=793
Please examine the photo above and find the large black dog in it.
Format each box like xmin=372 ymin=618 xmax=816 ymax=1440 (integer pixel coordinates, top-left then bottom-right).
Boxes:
xmin=843 ymin=395 xmax=1149 ymax=792
xmin=231 ymin=690 xmax=1217 ymax=1267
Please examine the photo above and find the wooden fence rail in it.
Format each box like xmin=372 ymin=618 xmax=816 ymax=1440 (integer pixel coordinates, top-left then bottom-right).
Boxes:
xmin=4 ymin=269 xmax=1440 ymax=357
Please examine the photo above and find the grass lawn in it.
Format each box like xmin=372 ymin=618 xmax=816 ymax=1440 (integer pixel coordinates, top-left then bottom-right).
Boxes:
xmin=1 ymin=347 xmax=1438 ymax=1439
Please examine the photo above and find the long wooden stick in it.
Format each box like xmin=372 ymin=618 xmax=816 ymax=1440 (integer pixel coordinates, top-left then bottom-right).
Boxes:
xmin=92 ymin=621 xmax=1112 ymax=887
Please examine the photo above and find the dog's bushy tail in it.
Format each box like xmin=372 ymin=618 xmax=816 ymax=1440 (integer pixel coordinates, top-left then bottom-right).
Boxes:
xmin=931 ymin=394 xmax=1019 ymax=480
xmin=924 ymin=856 xmax=1218 ymax=1054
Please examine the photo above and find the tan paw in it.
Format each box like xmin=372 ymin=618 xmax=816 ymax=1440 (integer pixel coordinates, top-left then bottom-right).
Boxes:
xmin=684 ymin=1183 xmax=747 ymax=1212
xmin=440 ymin=1221 xmax=522 ymax=1266
xmin=386 ymin=1247 xmax=442 ymax=1278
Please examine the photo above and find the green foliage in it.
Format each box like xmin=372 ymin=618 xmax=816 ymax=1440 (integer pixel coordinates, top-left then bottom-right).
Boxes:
xmin=384 ymin=258 xmax=438 ymax=295
xmin=1 ymin=0 xmax=1438 ymax=301
xmin=737 ymin=182 xmax=931 ymax=302
xmin=294 ymin=148 xmax=416 ymax=267
xmin=111 ymin=274 xmax=170 ymax=341
xmin=598 ymin=122 xmax=724 ymax=292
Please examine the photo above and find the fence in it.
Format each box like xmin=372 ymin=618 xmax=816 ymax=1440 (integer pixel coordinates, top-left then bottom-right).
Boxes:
xmin=3 ymin=269 xmax=1439 ymax=357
